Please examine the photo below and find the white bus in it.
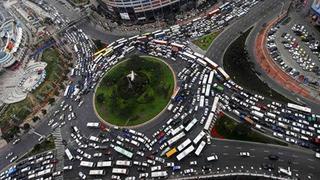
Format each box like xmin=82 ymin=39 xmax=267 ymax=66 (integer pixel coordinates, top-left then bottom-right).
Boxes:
xmin=197 ymin=58 xmax=207 ymax=67
xmin=151 ymin=171 xmax=168 ymax=178
xmin=65 ymin=148 xmax=74 ymax=161
xmin=195 ymin=141 xmax=206 ymax=156
xmin=185 ymin=118 xmax=198 ymax=132
xmin=204 ymin=112 xmax=214 ymax=131
xmin=204 ymin=57 xmax=218 ymax=69
xmin=96 ymin=161 xmax=112 ymax=167
xmin=202 ymin=74 xmax=208 ymax=85
xmin=217 ymin=67 xmax=230 ymax=81
xmin=182 ymin=52 xmax=197 ymax=60
xmin=80 ymin=161 xmax=95 ymax=167
xmin=211 ymin=96 xmax=220 ymax=112
xmin=167 ymin=132 xmax=186 ymax=145
xmin=115 ymin=160 xmax=132 ymax=167
xmin=176 ymin=145 xmax=195 ymax=161
xmin=205 ymin=84 xmax=211 ymax=97
xmin=287 ymin=103 xmax=311 ymax=113
xmin=112 ymin=168 xmax=128 ymax=175
xmin=89 ymin=170 xmax=105 ymax=176
xmin=177 ymin=138 xmax=192 ymax=152
xmin=193 ymin=131 xmax=206 ymax=144
xmin=207 ymin=71 xmax=215 ymax=84
xmin=199 ymin=96 xmax=205 ymax=107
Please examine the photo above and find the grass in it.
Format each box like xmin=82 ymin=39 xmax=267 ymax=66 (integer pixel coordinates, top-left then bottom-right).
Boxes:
xmin=214 ymin=115 xmax=288 ymax=146
xmin=22 ymin=135 xmax=55 ymax=158
xmin=192 ymin=31 xmax=220 ymax=50
xmin=95 ymin=56 xmax=174 ymax=126
xmin=223 ymin=27 xmax=294 ymax=104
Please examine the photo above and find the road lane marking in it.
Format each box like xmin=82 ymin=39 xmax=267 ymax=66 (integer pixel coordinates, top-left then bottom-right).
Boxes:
xmin=307 ymin=158 xmax=314 ymax=162
xmin=236 ymin=147 xmax=242 ymax=149
xmin=250 ymin=148 xmax=255 ymax=151
xmin=263 ymin=150 xmax=269 ymax=153
xmin=224 ymin=145 xmax=229 ymax=148
xmin=308 ymin=165 xmax=315 ymax=169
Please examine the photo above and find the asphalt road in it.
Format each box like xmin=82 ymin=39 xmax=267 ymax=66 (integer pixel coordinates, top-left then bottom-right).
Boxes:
xmin=1 ymin=1 xmax=320 ymax=179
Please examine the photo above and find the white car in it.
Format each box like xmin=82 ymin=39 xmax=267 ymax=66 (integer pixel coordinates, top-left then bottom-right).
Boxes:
xmin=63 ymin=166 xmax=72 ymax=170
xmin=6 ymin=152 xmax=13 ymax=159
xmin=79 ymin=171 xmax=86 ymax=179
xmin=316 ymin=152 xmax=320 ymax=159
xmin=10 ymin=156 xmax=18 ymax=163
xmin=239 ymin=152 xmax=250 ymax=157
xmin=184 ymin=168 xmax=195 ymax=174
xmin=48 ymin=119 xmax=54 ymax=126
xmin=190 ymin=161 xmax=197 ymax=165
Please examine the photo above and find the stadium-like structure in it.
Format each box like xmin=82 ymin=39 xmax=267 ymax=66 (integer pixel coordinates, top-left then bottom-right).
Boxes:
xmin=98 ymin=0 xmax=201 ymax=23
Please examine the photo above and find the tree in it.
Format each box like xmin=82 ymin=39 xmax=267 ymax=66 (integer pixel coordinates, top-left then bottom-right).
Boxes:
xmin=23 ymin=123 xmax=31 ymax=131
xmin=41 ymin=109 xmax=47 ymax=115
xmin=48 ymin=98 xmax=55 ymax=105
xmin=96 ymin=93 xmax=105 ymax=104
xmin=32 ymin=116 xmax=40 ymax=122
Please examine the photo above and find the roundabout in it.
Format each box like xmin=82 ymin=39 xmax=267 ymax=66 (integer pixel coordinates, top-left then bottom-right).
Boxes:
xmin=94 ymin=55 xmax=175 ymax=126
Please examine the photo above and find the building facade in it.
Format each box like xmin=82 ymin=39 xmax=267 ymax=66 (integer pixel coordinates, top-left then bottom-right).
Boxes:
xmin=99 ymin=0 xmax=197 ymax=23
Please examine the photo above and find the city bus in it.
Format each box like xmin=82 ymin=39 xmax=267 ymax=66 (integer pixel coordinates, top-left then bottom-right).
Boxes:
xmin=165 ymin=148 xmax=177 ymax=158
xmin=65 ymin=148 xmax=74 ymax=161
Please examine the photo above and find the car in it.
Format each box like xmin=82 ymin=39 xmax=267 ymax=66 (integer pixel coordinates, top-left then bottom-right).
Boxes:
xmin=12 ymin=138 xmax=21 ymax=145
xmin=79 ymin=171 xmax=86 ymax=179
xmin=5 ymin=152 xmax=13 ymax=159
xmin=184 ymin=168 xmax=195 ymax=174
xmin=268 ymin=154 xmax=279 ymax=160
xmin=190 ymin=161 xmax=197 ymax=166
xmin=63 ymin=165 xmax=72 ymax=170
xmin=10 ymin=156 xmax=18 ymax=163
xmin=52 ymin=171 xmax=62 ymax=176
xmin=166 ymin=162 xmax=175 ymax=167
xmin=239 ymin=152 xmax=250 ymax=157
xmin=316 ymin=152 xmax=320 ymax=159
xmin=38 ymin=136 xmax=44 ymax=142
xmin=138 ymin=167 xmax=147 ymax=172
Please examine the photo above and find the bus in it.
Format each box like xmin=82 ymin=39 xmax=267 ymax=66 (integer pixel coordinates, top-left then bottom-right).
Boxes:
xmin=177 ymin=138 xmax=192 ymax=152
xmin=185 ymin=118 xmax=198 ymax=132
xmin=217 ymin=67 xmax=230 ymax=81
xmin=205 ymin=84 xmax=211 ymax=97
xmin=211 ymin=96 xmax=220 ymax=112
xmin=197 ymin=58 xmax=207 ymax=67
xmin=113 ymin=145 xmax=133 ymax=159
xmin=195 ymin=141 xmax=206 ymax=156
xmin=166 ymin=148 xmax=177 ymax=158
xmin=167 ymin=132 xmax=186 ymax=145
xmin=199 ymin=96 xmax=205 ymax=107
xmin=112 ymin=168 xmax=128 ymax=175
xmin=153 ymin=39 xmax=168 ymax=45
xmin=176 ymin=145 xmax=195 ymax=161
xmin=80 ymin=161 xmax=95 ymax=167
xmin=65 ymin=148 xmax=74 ymax=161
xmin=204 ymin=112 xmax=214 ymax=131
xmin=193 ymin=131 xmax=205 ymax=144
xmin=151 ymin=171 xmax=168 ymax=178
xmin=287 ymin=103 xmax=311 ymax=113
xmin=182 ymin=52 xmax=197 ymax=60
xmin=64 ymin=85 xmax=70 ymax=97
xmin=89 ymin=170 xmax=106 ymax=176
xmin=115 ymin=160 xmax=132 ymax=167
xmin=96 ymin=161 xmax=112 ymax=167
xmin=207 ymin=71 xmax=215 ymax=84
xmin=171 ymin=42 xmax=185 ymax=50
xmin=204 ymin=57 xmax=218 ymax=69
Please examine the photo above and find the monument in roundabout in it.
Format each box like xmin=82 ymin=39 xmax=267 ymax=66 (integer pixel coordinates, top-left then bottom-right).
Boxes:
xmin=94 ymin=55 xmax=175 ymax=126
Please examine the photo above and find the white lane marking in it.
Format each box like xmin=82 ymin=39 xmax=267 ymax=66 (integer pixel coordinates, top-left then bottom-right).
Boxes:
xmin=224 ymin=146 xmax=229 ymax=148
xmin=250 ymin=148 xmax=255 ymax=151
xmin=278 ymin=152 xmax=284 ymax=155
xmin=263 ymin=150 xmax=269 ymax=153
xmin=236 ymin=147 xmax=242 ymax=149
xmin=307 ymin=158 xmax=314 ymax=162
xmin=308 ymin=165 xmax=315 ymax=169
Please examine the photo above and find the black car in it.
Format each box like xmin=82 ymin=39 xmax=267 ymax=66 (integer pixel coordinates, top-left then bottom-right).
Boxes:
xmin=268 ymin=154 xmax=279 ymax=160
xmin=261 ymin=163 xmax=274 ymax=170
xmin=138 ymin=167 xmax=147 ymax=172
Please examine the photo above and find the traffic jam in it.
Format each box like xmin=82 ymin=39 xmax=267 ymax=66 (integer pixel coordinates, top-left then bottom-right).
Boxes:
xmin=1 ymin=0 xmax=320 ymax=180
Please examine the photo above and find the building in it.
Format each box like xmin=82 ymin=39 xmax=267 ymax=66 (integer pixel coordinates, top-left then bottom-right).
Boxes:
xmin=98 ymin=0 xmax=197 ymax=23
xmin=311 ymin=0 xmax=320 ymax=24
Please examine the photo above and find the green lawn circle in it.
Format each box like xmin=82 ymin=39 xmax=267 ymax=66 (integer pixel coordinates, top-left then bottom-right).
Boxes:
xmin=94 ymin=55 xmax=175 ymax=126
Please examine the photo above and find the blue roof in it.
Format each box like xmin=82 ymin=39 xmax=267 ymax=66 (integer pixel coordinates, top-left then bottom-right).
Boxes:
xmin=312 ymin=1 xmax=320 ymax=16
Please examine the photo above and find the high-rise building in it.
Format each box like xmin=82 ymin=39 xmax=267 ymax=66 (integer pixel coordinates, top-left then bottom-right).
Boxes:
xmin=98 ymin=0 xmax=197 ymax=23
xmin=311 ymin=0 xmax=320 ymax=24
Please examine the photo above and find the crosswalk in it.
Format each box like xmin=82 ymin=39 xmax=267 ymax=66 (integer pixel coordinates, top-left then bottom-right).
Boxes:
xmin=52 ymin=128 xmax=64 ymax=180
